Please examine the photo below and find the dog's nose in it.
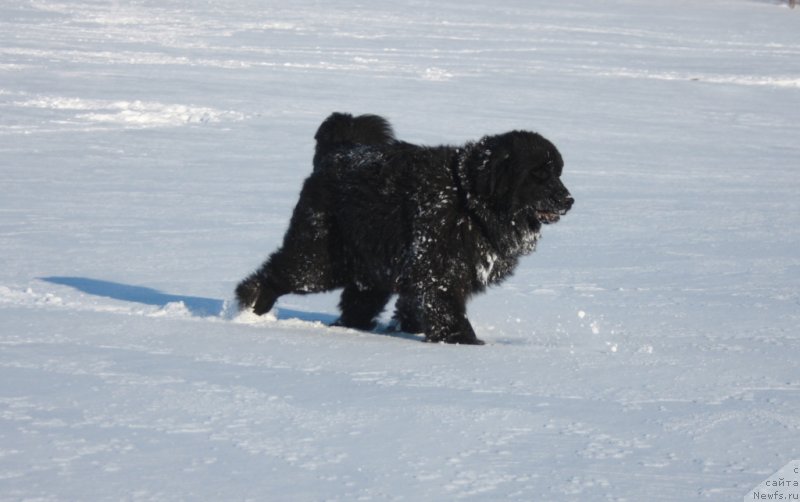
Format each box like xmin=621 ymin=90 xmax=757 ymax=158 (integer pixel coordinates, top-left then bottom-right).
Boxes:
xmin=563 ymin=196 xmax=574 ymax=211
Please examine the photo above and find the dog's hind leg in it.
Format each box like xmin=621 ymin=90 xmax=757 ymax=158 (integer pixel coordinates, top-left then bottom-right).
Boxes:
xmin=335 ymin=284 xmax=391 ymax=330
xmin=236 ymin=176 xmax=343 ymax=315
xmin=235 ymin=271 xmax=281 ymax=315
xmin=236 ymin=238 xmax=342 ymax=315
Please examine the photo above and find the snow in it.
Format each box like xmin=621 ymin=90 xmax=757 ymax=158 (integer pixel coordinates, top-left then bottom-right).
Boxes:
xmin=1 ymin=0 xmax=799 ymax=499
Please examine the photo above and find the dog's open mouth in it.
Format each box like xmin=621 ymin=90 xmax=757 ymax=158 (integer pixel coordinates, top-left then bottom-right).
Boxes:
xmin=535 ymin=210 xmax=563 ymax=224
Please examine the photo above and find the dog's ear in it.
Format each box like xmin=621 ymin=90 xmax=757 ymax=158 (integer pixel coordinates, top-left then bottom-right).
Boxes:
xmin=466 ymin=136 xmax=511 ymax=200
xmin=475 ymin=133 xmax=517 ymax=201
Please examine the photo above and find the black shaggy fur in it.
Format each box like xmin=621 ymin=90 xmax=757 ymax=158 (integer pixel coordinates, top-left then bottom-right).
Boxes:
xmin=236 ymin=112 xmax=573 ymax=344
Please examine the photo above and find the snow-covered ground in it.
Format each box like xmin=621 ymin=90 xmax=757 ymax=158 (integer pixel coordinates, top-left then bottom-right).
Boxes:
xmin=2 ymin=0 xmax=799 ymax=500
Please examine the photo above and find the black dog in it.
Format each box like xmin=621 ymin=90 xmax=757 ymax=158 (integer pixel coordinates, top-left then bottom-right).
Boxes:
xmin=236 ymin=113 xmax=573 ymax=344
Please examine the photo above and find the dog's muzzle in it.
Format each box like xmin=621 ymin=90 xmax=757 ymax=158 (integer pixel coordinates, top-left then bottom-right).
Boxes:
xmin=535 ymin=196 xmax=573 ymax=224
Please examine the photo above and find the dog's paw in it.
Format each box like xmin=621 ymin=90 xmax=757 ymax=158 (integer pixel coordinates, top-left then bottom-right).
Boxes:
xmin=332 ymin=317 xmax=377 ymax=331
xmin=446 ymin=333 xmax=486 ymax=345
xmin=235 ymin=276 xmax=260 ymax=310
xmin=234 ymin=275 xmax=279 ymax=316
xmin=424 ymin=331 xmax=485 ymax=345
xmin=252 ymin=287 xmax=278 ymax=316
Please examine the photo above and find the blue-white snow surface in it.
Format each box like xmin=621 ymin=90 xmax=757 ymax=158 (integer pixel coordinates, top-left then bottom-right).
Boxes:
xmin=1 ymin=0 xmax=799 ymax=500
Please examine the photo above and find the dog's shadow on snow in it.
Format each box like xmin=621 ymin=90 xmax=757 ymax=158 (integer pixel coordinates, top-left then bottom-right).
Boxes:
xmin=41 ymin=276 xmax=226 ymax=317
xmin=39 ymin=276 xmax=420 ymax=341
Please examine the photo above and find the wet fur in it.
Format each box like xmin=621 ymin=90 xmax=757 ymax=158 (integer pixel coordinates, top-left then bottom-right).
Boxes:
xmin=236 ymin=113 xmax=573 ymax=344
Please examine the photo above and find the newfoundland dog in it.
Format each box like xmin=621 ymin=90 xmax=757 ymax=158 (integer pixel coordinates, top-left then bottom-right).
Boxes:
xmin=236 ymin=113 xmax=573 ymax=344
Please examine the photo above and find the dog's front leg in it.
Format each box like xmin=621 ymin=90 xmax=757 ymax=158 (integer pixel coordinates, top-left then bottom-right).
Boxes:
xmin=419 ymin=289 xmax=484 ymax=345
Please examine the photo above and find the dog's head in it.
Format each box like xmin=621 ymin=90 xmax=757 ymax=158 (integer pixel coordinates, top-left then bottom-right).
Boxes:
xmin=466 ymin=131 xmax=573 ymax=232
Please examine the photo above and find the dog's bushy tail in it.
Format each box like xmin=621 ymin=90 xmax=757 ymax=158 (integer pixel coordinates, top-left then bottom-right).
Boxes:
xmin=313 ymin=112 xmax=396 ymax=170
